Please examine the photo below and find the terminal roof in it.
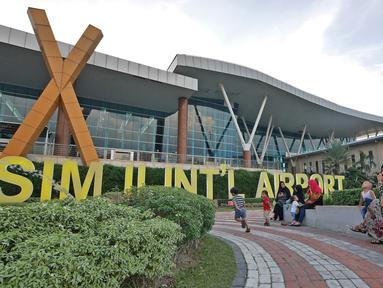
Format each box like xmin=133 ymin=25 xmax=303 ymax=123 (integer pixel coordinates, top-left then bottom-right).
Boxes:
xmin=168 ymin=54 xmax=383 ymax=138
xmin=0 ymin=25 xmax=197 ymax=116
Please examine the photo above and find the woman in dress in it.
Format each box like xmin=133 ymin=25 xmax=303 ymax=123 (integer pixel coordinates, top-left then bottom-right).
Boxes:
xmin=273 ymin=181 xmax=290 ymax=221
xmin=351 ymin=168 xmax=383 ymax=244
xmin=293 ymin=184 xmax=305 ymax=204
xmin=291 ymin=179 xmax=322 ymax=226
xmin=359 ymin=181 xmax=376 ymax=219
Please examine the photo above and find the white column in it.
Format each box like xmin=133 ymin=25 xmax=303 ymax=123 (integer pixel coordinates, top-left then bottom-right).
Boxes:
xmin=329 ymin=129 xmax=335 ymax=143
xmin=297 ymin=125 xmax=307 ymax=154
xmin=260 ymin=126 xmax=274 ymax=162
xmin=260 ymin=115 xmax=273 ymax=162
xmin=246 ymin=96 xmax=267 ymax=150
xmin=219 ymin=83 xmax=268 ymax=153
xmin=241 ymin=117 xmax=261 ymax=163
xmin=278 ymin=126 xmax=295 ymax=168
xmin=307 ymin=132 xmax=315 ymax=151
xmin=219 ymin=83 xmax=246 ymax=149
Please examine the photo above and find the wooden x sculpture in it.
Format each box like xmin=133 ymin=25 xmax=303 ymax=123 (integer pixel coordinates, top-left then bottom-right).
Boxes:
xmin=0 ymin=8 xmax=102 ymax=165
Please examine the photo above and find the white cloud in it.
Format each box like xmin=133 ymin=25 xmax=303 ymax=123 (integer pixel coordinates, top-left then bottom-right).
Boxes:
xmin=1 ymin=0 xmax=383 ymax=116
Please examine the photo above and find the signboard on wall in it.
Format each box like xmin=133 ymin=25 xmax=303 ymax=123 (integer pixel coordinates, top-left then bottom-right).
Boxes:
xmin=0 ymin=156 xmax=345 ymax=203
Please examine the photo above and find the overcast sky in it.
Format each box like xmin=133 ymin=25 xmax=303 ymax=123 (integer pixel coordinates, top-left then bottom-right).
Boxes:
xmin=2 ymin=0 xmax=383 ymax=116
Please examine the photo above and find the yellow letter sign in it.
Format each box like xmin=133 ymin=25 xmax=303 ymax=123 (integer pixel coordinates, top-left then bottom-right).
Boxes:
xmin=60 ymin=160 xmax=103 ymax=200
xmin=0 ymin=156 xmax=35 ymax=203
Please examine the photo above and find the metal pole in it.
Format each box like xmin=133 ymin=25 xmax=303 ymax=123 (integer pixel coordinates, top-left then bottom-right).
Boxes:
xmin=241 ymin=117 xmax=261 ymax=163
xmin=261 ymin=126 xmax=274 ymax=162
xmin=260 ymin=115 xmax=273 ymax=162
xmin=329 ymin=129 xmax=335 ymax=143
xmin=0 ymin=92 xmax=3 ymax=122
xmin=247 ymin=96 xmax=267 ymax=148
xmin=278 ymin=127 xmax=295 ymax=169
xmin=278 ymin=127 xmax=291 ymax=157
xmin=297 ymin=124 xmax=306 ymax=154
xmin=43 ymin=127 xmax=49 ymax=155
xmin=307 ymin=132 xmax=315 ymax=151
xmin=219 ymin=83 xmax=246 ymax=149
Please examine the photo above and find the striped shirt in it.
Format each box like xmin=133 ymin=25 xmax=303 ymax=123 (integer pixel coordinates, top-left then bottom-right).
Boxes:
xmin=232 ymin=195 xmax=245 ymax=209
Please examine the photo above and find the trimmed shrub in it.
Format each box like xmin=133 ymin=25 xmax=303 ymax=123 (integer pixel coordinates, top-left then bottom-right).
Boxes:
xmin=330 ymin=188 xmax=360 ymax=205
xmin=0 ymin=198 xmax=183 ymax=287
xmin=330 ymin=188 xmax=379 ymax=206
xmin=127 ymin=186 xmax=215 ymax=243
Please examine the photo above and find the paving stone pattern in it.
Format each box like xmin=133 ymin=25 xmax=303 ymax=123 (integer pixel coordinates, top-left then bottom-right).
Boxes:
xmin=212 ymin=211 xmax=383 ymax=288
xmin=218 ymin=218 xmax=383 ymax=268
xmin=211 ymin=230 xmax=284 ymax=288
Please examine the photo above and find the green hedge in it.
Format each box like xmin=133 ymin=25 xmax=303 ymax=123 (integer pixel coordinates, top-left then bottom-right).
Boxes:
xmin=330 ymin=189 xmax=360 ymax=206
xmin=329 ymin=188 xmax=379 ymax=206
xmin=127 ymin=186 xmax=215 ymax=243
xmin=0 ymin=198 xmax=183 ymax=287
xmin=0 ymin=162 xmax=267 ymax=199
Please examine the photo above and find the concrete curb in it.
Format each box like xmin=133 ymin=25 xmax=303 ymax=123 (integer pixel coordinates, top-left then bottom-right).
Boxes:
xmin=214 ymin=235 xmax=247 ymax=288
xmin=283 ymin=204 xmax=363 ymax=234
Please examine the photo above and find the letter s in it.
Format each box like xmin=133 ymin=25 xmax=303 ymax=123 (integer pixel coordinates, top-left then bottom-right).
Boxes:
xmin=0 ymin=156 xmax=35 ymax=203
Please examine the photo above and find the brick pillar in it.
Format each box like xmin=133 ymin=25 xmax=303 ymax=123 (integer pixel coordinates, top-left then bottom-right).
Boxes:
xmin=54 ymin=103 xmax=71 ymax=156
xmin=243 ymin=150 xmax=251 ymax=168
xmin=177 ymin=97 xmax=188 ymax=163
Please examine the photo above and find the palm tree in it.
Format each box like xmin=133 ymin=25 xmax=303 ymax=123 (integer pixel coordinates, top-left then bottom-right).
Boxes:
xmin=344 ymin=166 xmax=368 ymax=189
xmin=324 ymin=140 xmax=350 ymax=174
xmin=356 ymin=151 xmax=376 ymax=177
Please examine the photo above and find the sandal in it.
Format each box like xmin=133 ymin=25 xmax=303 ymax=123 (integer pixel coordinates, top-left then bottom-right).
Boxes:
xmin=349 ymin=226 xmax=366 ymax=233
xmin=370 ymin=240 xmax=383 ymax=244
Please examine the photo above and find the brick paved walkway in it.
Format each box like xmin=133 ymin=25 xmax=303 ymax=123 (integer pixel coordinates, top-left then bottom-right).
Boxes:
xmin=212 ymin=211 xmax=383 ymax=288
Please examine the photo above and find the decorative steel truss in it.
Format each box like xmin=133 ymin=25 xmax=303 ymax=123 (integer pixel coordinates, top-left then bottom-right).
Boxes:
xmin=0 ymin=8 xmax=103 ymax=165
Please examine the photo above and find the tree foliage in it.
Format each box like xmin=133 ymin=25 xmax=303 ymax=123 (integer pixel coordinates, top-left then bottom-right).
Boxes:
xmin=324 ymin=140 xmax=350 ymax=174
xmin=355 ymin=151 xmax=376 ymax=177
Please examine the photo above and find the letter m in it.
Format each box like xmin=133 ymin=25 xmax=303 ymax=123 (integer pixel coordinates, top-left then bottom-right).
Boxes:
xmin=60 ymin=160 xmax=103 ymax=200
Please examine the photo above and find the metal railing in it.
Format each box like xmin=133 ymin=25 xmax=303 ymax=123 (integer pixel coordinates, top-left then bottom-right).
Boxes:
xmin=0 ymin=141 xmax=282 ymax=170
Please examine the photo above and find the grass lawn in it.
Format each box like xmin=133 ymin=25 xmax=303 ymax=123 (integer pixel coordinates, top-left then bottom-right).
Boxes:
xmin=174 ymin=234 xmax=236 ymax=288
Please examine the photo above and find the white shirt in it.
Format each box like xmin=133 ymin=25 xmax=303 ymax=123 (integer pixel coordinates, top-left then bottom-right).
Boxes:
xmin=362 ymin=190 xmax=373 ymax=200
xmin=291 ymin=201 xmax=299 ymax=213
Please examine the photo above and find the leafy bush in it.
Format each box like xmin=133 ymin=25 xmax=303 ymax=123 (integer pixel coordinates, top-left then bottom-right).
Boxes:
xmin=330 ymin=188 xmax=379 ymax=206
xmin=127 ymin=186 xmax=215 ymax=243
xmin=0 ymin=198 xmax=183 ymax=287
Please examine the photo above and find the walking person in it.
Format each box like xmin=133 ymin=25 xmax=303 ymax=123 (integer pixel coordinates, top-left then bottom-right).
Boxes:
xmin=261 ymin=190 xmax=272 ymax=226
xmin=230 ymin=187 xmax=251 ymax=233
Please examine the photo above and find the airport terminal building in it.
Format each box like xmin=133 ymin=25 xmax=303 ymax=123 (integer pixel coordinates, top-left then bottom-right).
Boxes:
xmin=1 ymin=24 xmax=383 ymax=170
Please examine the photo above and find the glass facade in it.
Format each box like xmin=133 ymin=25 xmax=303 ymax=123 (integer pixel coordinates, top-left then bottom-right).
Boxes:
xmin=0 ymin=83 xmax=343 ymax=169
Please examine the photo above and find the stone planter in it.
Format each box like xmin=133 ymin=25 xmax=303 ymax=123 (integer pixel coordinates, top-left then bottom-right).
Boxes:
xmin=283 ymin=204 xmax=363 ymax=233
